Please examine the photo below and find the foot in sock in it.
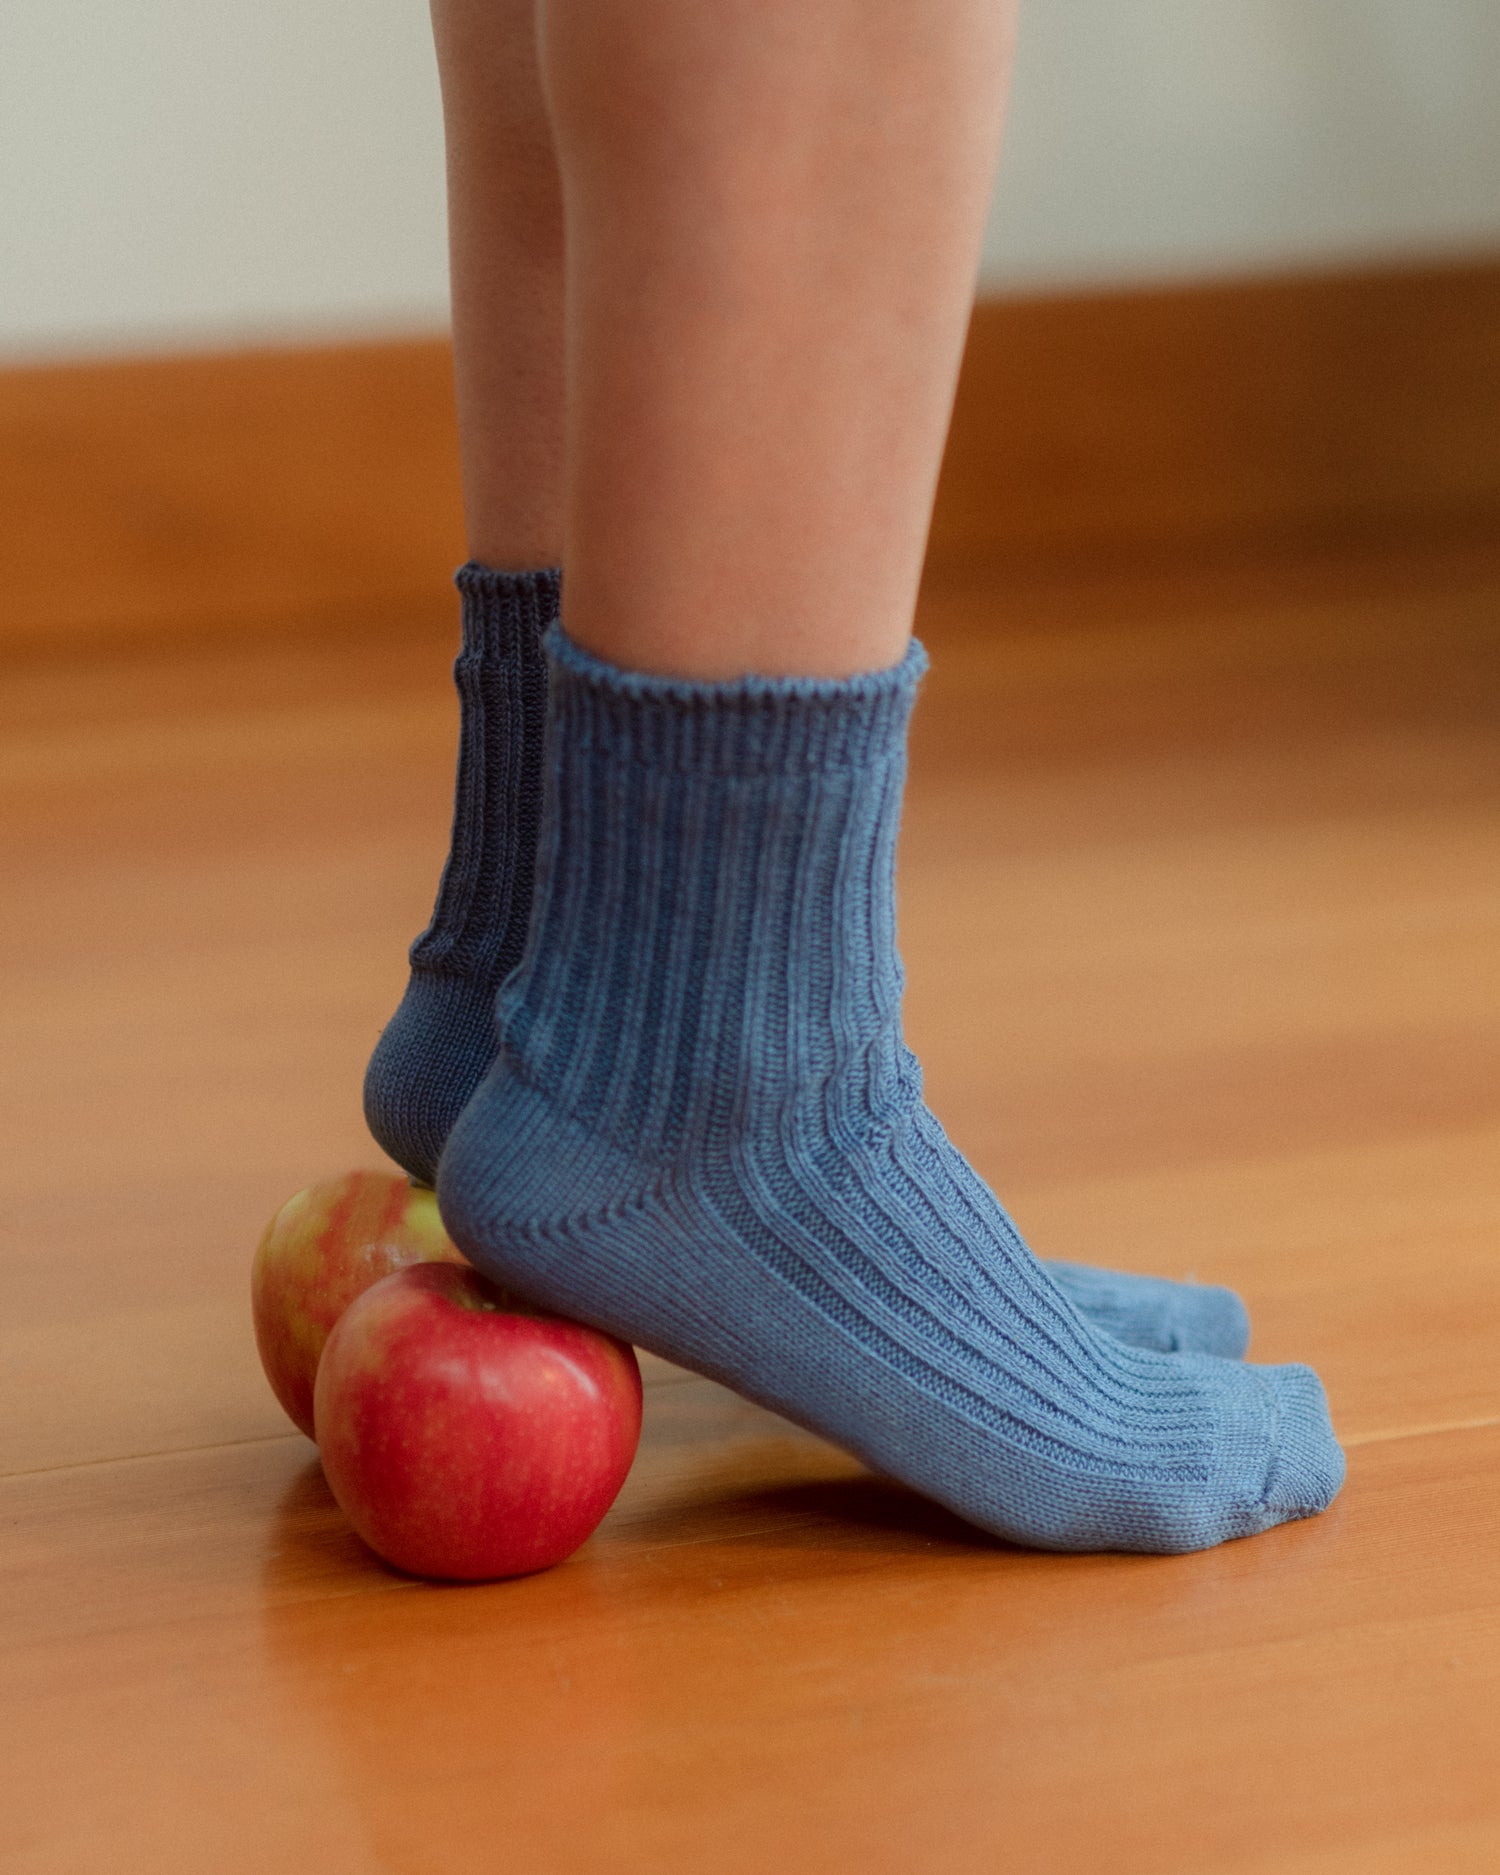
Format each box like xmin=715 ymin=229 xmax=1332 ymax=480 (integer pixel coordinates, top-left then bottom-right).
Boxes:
xmin=437 ymin=632 xmax=1343 ymax=1555
xmin=363 ymin=563 xmax=560 ymax=1186
xmin=364 ymin=566 xmax=1252 ymax=1359
xmin=1049 ymin=1261 xmax=1248 ymax=1358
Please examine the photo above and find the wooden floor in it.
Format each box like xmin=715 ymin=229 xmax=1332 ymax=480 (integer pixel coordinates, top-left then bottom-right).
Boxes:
xmin=3 ymin=544 xmax=1498 ymax=1873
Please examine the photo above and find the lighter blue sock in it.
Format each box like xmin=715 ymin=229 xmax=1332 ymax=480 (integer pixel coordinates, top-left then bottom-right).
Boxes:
xmin=438 ymin=632 xmax=1342 ymax=1553
xmin=363 ymin=563 xmax=559 ymax=1185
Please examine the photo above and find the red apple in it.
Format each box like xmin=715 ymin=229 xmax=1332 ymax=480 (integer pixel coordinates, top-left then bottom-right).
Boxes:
xmin=314 ymin=1262 xmax=643 ymax=1580
xmin=251 ymin=1170 xmax=469 ymax=1439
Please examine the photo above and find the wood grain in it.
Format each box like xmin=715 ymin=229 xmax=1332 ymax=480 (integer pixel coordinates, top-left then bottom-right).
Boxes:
xmin=0 ymin=339 xmax=465 ymax=650
xmin=933 ymin=259 xmax=1500 ymax=567
xmin=3 ymin=1407 xmax=1498 ymax=1875
xmin=1 ymin=546 xmax=1497 ymax=1869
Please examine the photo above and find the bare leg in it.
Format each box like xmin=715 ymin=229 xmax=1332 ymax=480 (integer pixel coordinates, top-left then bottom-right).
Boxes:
xmin=430 ymin=0 xmax=564 ymax=570
xmin=539 ymin=0 xmax=1015 ymax=678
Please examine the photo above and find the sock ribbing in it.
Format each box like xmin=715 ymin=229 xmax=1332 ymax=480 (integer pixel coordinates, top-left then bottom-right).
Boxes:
xmin=366 ymin=593 xmax=1251 ymax=1354
xmin=363 ymin=564 xmax=559 ymax=1185
xmin=503 ymin=632 xmax=926 ymax=1154
xmin=438 ymin=630 xmax=1343 ymax=1553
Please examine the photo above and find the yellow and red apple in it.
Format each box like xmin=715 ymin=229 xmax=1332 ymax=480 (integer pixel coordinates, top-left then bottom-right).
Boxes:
xmin=251 ymin=1169 xmax=468 ymax=1439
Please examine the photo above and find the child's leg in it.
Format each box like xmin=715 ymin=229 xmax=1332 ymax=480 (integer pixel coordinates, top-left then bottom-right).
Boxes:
xmin=437 ymin=0 xmax=1342 ymax=1550
xmin=373 ymin=0 xmax=1248 ymax=1362
xmin=544 ymin=0 xmax=1009 ymax=679
xmin=362 ymin=0 xmax=563 ymax=1184
xmin=431 ymin=0 xmax=564 ymax=571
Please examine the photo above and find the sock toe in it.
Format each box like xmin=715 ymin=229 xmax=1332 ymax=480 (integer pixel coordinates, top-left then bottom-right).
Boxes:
xmin=1177 ymin=1282 xmax=1252 ymax=1359
xmin=1258 ymin=1363 xmax=1346 ymax=1522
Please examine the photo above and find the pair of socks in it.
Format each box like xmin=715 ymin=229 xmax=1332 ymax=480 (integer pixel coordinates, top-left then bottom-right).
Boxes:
xmin=368 ymin=567 xmax=1342 ymax=1551
xmin=366 ymin=566 xmax=1247 ymax=1354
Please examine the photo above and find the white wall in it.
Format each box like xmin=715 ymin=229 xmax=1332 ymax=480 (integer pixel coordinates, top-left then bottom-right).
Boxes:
xmin=989 ymin=0 xmax=1500 ymax=287
xmin=3 ymin=0 xmax=1499 ymax=361
xmin=0 ymin=0 xmax=448 ymax=359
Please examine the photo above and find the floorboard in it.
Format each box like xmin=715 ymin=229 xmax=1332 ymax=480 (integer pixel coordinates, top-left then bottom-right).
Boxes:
xmin=1 ymin=543 xmax=1497 ymax=1869
xmin=3 ymin=1409 xmax=1498 ymax=1875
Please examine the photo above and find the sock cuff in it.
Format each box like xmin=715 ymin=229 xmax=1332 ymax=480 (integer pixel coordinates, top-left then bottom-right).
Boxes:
xmin=545 ymin=625 xmax=928 ymax=777
xmin=403 ymin=564 xmax=558 ymax=977
xmin=455 ymin=563 xmax=562 ymax=658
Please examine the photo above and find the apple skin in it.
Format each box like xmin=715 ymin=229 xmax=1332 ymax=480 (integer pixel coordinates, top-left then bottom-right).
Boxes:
xmin=251 ymin=1170 xmax=469 ymax=1439
xmin=314 ymin=1262 xmax=643 ymax=1580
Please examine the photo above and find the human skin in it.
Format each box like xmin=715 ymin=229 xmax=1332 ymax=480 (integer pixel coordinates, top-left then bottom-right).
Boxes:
xmin=428 ymin=0 xmax=566 ymax=572
xmin=429 ymin=0 xmax=1017 ymax=678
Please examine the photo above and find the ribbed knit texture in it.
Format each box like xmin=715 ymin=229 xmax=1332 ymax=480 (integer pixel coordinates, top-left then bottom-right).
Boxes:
xmin=361 ymin=567 xmax=1248 ymax=1350
xmin=364 ymin=563 xmax=560 ymax=1185
xmin=1050 ymin=1261 xmax=1248 ymax=1357
xmin=438 ymin=631 xmax=1343 ymax=1553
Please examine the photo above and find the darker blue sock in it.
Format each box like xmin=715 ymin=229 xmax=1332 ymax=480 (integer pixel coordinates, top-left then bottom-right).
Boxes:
xmin=1049 ymin=1261 xmax=1248 ymax=1358
xmin=438 ymin=631 xmax=1342 ymax=1554
xmin=363 ymin=563 xmax=559 ymax=1185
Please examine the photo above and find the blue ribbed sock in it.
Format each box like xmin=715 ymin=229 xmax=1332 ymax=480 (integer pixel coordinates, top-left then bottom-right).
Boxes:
xmin=438 ymin=630 xmax=1343 ymax=1554
xmin=364 ymin=569 xmax=1249 ymax=1355
xmin=363 ymin=563 xmax=560 ymax=1186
